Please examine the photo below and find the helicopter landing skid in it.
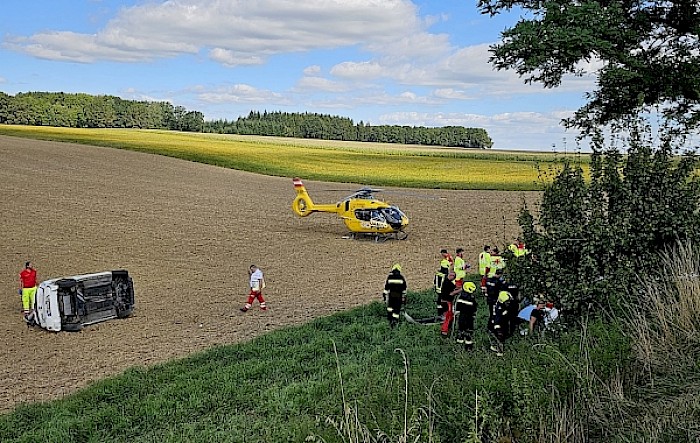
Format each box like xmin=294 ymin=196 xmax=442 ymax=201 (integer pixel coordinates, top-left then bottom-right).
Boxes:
xmin=345 ymin=231 xmax=409 ymax=242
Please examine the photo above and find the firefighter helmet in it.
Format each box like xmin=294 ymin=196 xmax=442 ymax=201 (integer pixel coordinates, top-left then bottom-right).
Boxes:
xmin=463 ymin=281 xmax=477 ymax=293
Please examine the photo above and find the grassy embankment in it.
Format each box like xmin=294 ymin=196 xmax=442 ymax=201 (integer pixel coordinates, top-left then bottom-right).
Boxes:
xmin=0 ymin=278 xmax=629 ymax=443
xmin=3 ymin=250 xmax=699 ymax=442
xmin=0 ymin=125 xmax=590 ymax=191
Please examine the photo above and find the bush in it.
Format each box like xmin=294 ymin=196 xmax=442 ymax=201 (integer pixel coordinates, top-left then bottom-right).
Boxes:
xmin=509 ymin=133 xmax=700 ymax=317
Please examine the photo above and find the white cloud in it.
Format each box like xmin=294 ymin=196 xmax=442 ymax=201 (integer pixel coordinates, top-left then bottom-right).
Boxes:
xmin=5 ymin=0 xmax=422 ymax=64
xmin=330 ymin=61 xmax=384 ymax=80
xmin=4 ymin=32 xmax=166 ymax=63
xmin=303 ymin=65 xmax=322 ymax=75
xmin=423 ymin=13 xmax=448 ymax=28
xmin=432 ymin=88 xmax=472 ymax=100
xmin=197 ymin=84 xmax=290 ymax=105
xmin=209 ymin=48 xmax=264 ymax=67
xmin=368 ymin=31 xmax=452 ymax=63
xmin=355 ymin=42 xmax=597 ymax=96
xmin=295 ymin=76 xmax=352 ymax=93
xmin=303 ymin=89 xmax=445 ymax=109
xmin=3 ymin=0 xmax=597 ymax=102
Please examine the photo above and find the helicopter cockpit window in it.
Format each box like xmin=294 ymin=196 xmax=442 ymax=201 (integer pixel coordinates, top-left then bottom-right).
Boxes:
xmin=381 ymin=206 xmax=405 ymax=226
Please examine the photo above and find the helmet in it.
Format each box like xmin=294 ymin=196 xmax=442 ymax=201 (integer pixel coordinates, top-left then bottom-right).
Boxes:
xmin=391 ymin=263 xmax=402 ymax=272
xmin=498 ymin=290 xmax=512 ymax=303
xmin=463 ymin=281 xmax=477 ymax=293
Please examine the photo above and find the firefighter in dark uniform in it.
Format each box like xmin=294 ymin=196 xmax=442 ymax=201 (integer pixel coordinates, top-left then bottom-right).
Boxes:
xmin=434 ymin=249 xmax=452 ymax=319
xmin=455 ymin=281 xmax=478 ymax=351
xmin=485 ymin=268 xmax=505 ymax=334
xmin=491 ymin=288 xmax=517 ymax=356
xmin=503 ymin=279 xmax=520 ymax=337
xmin=383 ymin=264 xmax=407 ymax=328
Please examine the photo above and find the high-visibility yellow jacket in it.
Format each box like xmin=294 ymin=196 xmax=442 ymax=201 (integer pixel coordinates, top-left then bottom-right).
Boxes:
xmin=478 ymin=251 xmax=491 ymax=276
xmin=488 ymin=254 xmax=504 ymax=277
xmin=509 ymin=243 xmax=528 ymax=257
xmin=454 ymin=256 xmax=467 ymax=280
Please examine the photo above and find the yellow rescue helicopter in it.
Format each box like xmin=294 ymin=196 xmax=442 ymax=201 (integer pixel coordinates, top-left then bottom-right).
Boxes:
xmin=291 ymin=177 xmax=409 ymax=241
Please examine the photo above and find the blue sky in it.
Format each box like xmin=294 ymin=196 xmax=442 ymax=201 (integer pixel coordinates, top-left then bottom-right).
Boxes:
xmin=0 ymin=0 xmax=599 ymax=151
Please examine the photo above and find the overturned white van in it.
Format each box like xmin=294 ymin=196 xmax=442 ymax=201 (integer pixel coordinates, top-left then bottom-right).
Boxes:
xmin=34 ymin=270 xmax=135 ymax=332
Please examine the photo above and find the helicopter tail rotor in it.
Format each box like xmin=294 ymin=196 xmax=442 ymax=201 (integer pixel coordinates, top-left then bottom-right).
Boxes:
xmin=291 ymin=177 xmax=344 ymax=216
xmin=292 ymin=177 xmax=315 ymax=217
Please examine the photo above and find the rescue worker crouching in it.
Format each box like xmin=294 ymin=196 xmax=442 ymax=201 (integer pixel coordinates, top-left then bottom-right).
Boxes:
xmin=528 ymin=298 xmax=547 ymax=335
xmin=455 ymin=281 xmax=478 ymax=351
xmin=383 ymin=264 xmax=407 ymax=328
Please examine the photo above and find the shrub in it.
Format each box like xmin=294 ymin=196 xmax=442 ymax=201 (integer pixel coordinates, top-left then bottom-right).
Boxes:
xmin=509 ymin=132 xmax=700 ymax=317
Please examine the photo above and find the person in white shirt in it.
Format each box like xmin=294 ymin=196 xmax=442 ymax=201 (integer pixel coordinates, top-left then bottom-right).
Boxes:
xmin=240 ymin=264 xmax=267 ymax=312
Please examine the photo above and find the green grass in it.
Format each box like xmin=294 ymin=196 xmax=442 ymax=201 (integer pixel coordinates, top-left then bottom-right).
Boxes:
xmin=0 ymin=125 xmax=591 ymax=191
xmin=0 ymin=282 xmax=630 ymax=443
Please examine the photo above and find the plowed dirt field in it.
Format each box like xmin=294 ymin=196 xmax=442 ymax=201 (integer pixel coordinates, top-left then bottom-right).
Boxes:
xmin=0 ymin=135 xmax=540 ymax=411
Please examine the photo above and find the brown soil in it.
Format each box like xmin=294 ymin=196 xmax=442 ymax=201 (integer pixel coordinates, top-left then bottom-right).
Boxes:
xmin=0 ymin=135 xmax=540 ymax=411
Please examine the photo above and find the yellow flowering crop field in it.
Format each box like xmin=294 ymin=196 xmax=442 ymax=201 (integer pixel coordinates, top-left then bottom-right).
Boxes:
xmin=0 ymin=125 xmax=589 ymax=190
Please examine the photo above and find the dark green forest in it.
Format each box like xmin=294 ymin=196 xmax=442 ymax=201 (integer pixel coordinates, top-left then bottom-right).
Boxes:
xmin=0 ymin=91 xmax=205 ymax=132
xmin=205 ymin=111 xmax=493 ymax=148
xmin=0 ymin=92 xmax=492 ymax=148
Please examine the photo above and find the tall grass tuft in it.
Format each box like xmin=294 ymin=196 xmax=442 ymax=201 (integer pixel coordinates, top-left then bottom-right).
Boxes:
xmin=537 ymin=393 xmax=587 ymax=443
xmin=627 ymin=240 xmax=700 ymax=373
xmin=307 ymin=344 xmax=435 ymax=443
xmin=586 ymin=240 xmax=700 ymax=442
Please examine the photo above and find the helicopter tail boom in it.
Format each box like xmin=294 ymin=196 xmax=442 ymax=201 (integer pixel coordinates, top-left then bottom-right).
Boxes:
xmin=292 ymin=177 xmax=314 ymax=217
xmin=292 ymin=177 xmax=340 ymax=217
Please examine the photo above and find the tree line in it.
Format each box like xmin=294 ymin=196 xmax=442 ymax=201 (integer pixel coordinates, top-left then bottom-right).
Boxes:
xmin=204 ymin=111 xmax=493 ymax=148
xmin=0 ymin=91 xmax=205 ymax=132
xmin=0 ymin=92 xmax=493 ymax=148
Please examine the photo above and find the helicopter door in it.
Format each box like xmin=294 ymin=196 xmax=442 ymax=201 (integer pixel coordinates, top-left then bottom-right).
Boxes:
xmin=354 ymin=209 xmax=385 ymax=226
xmin=354 ymin=209 xmax=370 ymax=221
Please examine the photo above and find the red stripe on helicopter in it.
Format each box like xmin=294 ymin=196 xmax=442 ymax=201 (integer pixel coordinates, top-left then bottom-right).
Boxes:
xmin=293 ymin=177 xmax=304 ymax=188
